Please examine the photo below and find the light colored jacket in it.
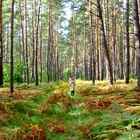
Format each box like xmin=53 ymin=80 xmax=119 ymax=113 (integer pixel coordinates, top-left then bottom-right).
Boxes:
xmin=68 ymin=79 xmax=76 ymax=91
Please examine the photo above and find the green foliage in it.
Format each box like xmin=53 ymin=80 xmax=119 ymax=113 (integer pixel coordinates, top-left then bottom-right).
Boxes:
xmin=63 ymin=68 xmax=73 ymax=81
xmin=13 ymin=101 xmax=38 ymax=115
xmin=4 ymin=61 xmax=26 ymax=83
xmin=1 ymin=80 xmax=140 ymax=140
xmin=9 ymin=115 xmax=26 ymax=128
xmin=0 ymin=119 xmax=8 ymax=127
xmin=130 ymin=73 xmax=137 ymax=79
xmin=30 ymin=115 xmax=43 ymax=124
xmin=46 ymin=130 xmax=66 ymax=140
xmin=33 ymin=95 xmax=45 ymax=103
xmin=3 ymin=64 xmax=10 ymax=83
xmin=15 ymin=83 xmax=34 ymax=90
xmin=111 ymin=102 xmax=123 ymax=112
xmin=42 ymin=70 xmax=48 ymax=82
xmin=117 ymin=130 xmax=140 ymax=140
xmin=45 ymin=105 xmax=64 ymax=115
xmin=14 ymin=61 xmax=26 ymax=83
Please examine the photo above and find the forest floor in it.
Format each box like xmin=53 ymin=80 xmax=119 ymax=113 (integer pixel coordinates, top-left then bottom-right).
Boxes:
xmin=0 ymin=80 xmax=140 ymax=140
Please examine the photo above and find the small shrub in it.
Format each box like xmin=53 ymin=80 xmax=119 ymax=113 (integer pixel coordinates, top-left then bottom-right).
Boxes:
xmin=47 ymin=121 xmax=67 ymax=134
xmin=63 ymin=68 xmax=73 ymax=81
xmin=0 ymin=119 xmax=8 ymax=127
xmin=25 ymin=125 xmax=46 ymax=140
xmin=4 ymin=61 xmax=26 ymax=83
xmin=130 ymin=73 xmax=137 ymax=79
xmin=3 ymin=64 xmax=10 ymax=83
xmin=13 ymin=101 xmax=38 ymax=115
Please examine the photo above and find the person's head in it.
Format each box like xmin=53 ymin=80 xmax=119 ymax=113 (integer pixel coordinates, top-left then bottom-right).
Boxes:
xmin=72 ymin=75 xmax=75 ymax=80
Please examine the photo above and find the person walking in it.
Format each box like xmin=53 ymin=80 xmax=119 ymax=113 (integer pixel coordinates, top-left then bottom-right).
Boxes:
xmin=68 ymin=76 xmax=76 ymax=96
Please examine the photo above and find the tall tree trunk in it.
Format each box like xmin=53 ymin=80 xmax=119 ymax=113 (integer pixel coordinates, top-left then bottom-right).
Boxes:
xmin=55 ymin=26 xmax=59 ymax=81
xmin=47 ymin=0 xmax=52 ymax=82
xmin=131 ymin=34 xmax=136 ymax=74
xmin=10 ymin=0 xmax=15 ymax=94
xmin=19 ymin=0 xmax=26 ymax=82
xmin=47 ymin=0 xmax=57 ymax=82
xmin=104 ymin=0 xmax=109 ymax=80
xmin=40 ymin=19 xmax=42 ymax=83
xmin=89 ymin=1 xmax=95 ymax=84
xmin=53 ymin=25 xmax=57 ymax=81
xmin=24 ymin=0 xmax=29 ymax=84
xmin=97 ymin=0 xmax=113 ymax=85
xmin=5 ymin=26 xmax=8 ymax=63
xmin=106 ymin=0 xmax=109 ymax=50
xmin=99 ymin=34 xmax=104 ymax=81
xmin=133 ymin=0 xmax=140 ymax=88
xmin=31 ymin=0 xmax=35 ymax=81
xmin=72 ymin=5 xmax=77 ymax=77
xmin=125 ymin=0 xmax=130 ymax=84
xmin=0 ymin=0 xmax=3 ymax=87
xmin=119 ymin=24 xmax=124 ymax=79
xmin=83 ymin=20 xmax=87 ymax=80
xmin=96 ymin=17 xmax=100 ymax=80
xmin=112 ymin=0 xmax=117 ymax=82
xmin=35 ymin=0 xmax=41 ymax=86
xmin=5 ymin=25 xmax=9 ymax=63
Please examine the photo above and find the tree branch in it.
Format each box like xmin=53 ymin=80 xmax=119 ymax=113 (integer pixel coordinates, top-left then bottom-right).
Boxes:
xmin=87 ymin=0 xmax=99 ymax=8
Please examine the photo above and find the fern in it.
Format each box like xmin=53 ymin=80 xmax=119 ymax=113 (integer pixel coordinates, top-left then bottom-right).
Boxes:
xmin=13 ymin=100 xmax=38 ymax=115
xmin=0 ymin=119 xmax=8 ymax=127
xmin=117 ymin=129 xmax=140 ymax=140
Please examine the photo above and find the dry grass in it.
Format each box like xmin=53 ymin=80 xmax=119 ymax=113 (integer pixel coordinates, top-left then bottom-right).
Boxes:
xmin=25 ymin=125 xmax=45 ymax=140
xmin=48 ymin=121 xmax=67 ymax=134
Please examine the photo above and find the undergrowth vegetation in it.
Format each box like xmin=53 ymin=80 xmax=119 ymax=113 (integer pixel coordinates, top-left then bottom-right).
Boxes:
xmin=0 ymin=80 xmax=140 ymax=139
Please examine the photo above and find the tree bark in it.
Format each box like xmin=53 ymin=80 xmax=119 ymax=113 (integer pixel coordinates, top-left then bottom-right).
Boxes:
xmin=10 ymin=0 xmax=15 ymax=94
xmin=35 ymin=0 xmax=41 ymax=86
xmin=119 ymin=24 xmax=124 ymax=79
xmin=19 ymin=0 xmax=26 ymax=82
xmin=31 ymin=0 xmax=35 ymax=81
xmin=0 ymin=0 xmax=3 ymax=87
xmin=24 ymin=0 xmax=29 ymax=84
xmin=47 ymin=0 xmax=52 ymax=82
xmin=55 ymin=25 xmax=59 ymax=81
xmin=72 ymin=4 xmax=77 ymax=78
xmin=40 ymin=19 xmax=43 ymax=83
xmin=97 ymin=0 xmax=113 ymax=85
xmin=125 ymin=0 xmax=130 ymax=84
xmin=112 ymin=1 xmax=117 ymax=82
xmin=96 ymin=17 xmax=100 ymax=80
xmin=83 ymin=20 xmax=88 ymax=80
xmin=133 ymin=0 xmax=140 ymax=88
xmin=89 ymin=1 xmax=95 ymax=84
